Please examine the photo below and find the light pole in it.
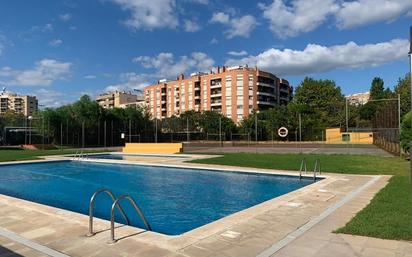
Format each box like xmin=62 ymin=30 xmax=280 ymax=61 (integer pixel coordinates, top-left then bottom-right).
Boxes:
xmin=219 ymin=116 xmax=222 ymax=147
xmin=28 ymin=116 xmax=32 ymax=144
xmin=408 ymin=26 xmax=412 ymax=203
xmin=345 ymin=98 xmax=349 ymax=132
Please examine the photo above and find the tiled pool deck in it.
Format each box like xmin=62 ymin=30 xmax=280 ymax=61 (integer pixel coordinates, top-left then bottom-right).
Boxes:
xmin=0 ymin=154 xmax=411 ymax=257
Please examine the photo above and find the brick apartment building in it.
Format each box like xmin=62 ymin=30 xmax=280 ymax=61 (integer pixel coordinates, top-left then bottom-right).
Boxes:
xmin=144 ymin=66 xmax=293 ymax=123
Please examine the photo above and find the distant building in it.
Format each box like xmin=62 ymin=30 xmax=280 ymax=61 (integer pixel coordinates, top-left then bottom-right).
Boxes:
xmin=0 ymin=92 xmax=38 ymax=116
xmin=118 ymin=95 xmax=146 ymax=109
xmin=96 ymin=91 xmax=144 ymax=109
xmin=346 ymin=92 xmax=370 ymax=105
xmin=144 ymin=66 xmax=293 ymax=123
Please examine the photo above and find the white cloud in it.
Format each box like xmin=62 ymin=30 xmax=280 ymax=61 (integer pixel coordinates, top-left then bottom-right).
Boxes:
xmin=59 ymin=13 xmax=72 ymax=22
xmin=84 ymin=75 xmax=96 ymax=79
xmin=260 ymin=0 xmax=412 ymax=38
xmin=335 ymin=0 xmax=412 ymax=29
xmin=32 ymin=88 xmax=67 ymax=107
xmin=105 ymin=72 xmax=150 ymax=92
xmin=0 ymin=59 xmax=72 ymax=86
xmin=133 ymin=52 xmax=214 ymax=79
xmin=49 ymin=39 xmax=63 ymax=47
xmin=110 ymin=0 xmax=178 ymax=30
xmin=227 ymin=50 xmax=248 ymax=56
xmin=259 ymin=0 xmax=338 ymax=38
xmin=184 ymin=20 xmax=200 ymax=32
xmin=210 ymin=38 xmax=218 ymax=44
xmin=225 ymin=39 xmax=409 ymax=76
xmin=210 ymin=12 xmax=257 ymax=38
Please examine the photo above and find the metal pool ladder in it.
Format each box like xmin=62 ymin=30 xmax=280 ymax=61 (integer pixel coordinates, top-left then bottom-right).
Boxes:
xmin=72 ymin=150 xmax=88 ymax=160
xmin=299 ymin=159 xmax=321 ymax=181
xmin=86 ymin=189 xmax=130 ymax=237
xmin=86 ymin=189 xmax=152 ymax=244
xmin=108 ymin=194 xmax=152 ymax=244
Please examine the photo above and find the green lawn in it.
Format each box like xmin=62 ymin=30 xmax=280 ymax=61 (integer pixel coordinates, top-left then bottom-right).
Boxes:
xmin=0 ymin=149 xmax=110 ymax=162
xmin=190 ymin=153 xmax=412 ymax=241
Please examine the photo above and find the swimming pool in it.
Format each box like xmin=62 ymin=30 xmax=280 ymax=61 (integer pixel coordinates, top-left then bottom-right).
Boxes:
xmin=0 ymin=161 xmax=316 ymax=235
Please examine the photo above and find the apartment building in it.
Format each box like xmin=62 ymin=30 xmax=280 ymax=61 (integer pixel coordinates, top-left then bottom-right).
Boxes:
xmin=346 ymin=92 xmax=370 ymax=105
xmin=96 ymin=91 xmax=143 ymax=109
xmin=0 ymin=93 xmax=38 ymax=116
xmin=144 ymin=66 xmax=293 ymax=123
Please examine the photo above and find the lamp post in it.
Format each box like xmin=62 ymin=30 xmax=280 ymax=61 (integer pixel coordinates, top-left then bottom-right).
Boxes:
xmin=28 ymin=116 xmax=32 ymax=145
xmin=408 ymin=26 xmax=412 ymax=203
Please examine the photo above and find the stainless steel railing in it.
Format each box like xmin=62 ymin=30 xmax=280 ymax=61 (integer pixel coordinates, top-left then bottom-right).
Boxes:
xmin=108 ymin=194 xmax=151 ymax=244
xmin=86 ymin=189 xmax=130 ymax=237
xmin=299 ymin=159 xmax=321 ymax=181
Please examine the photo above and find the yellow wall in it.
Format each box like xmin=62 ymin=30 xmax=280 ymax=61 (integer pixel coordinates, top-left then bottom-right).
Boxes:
xmin=122 ymin=143 xmax=183 ymax=154
xmin=325 ymin=128 xmax=373 ymax=144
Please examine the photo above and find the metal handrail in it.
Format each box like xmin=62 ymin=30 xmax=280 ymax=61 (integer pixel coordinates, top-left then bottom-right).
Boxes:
xmin=86 ymin=189 xmax=130 ymax=237
xmin=72 ymin=150 xmax=79 ymax=160
xmin=313 ymin=159 xmax=321 ymax=181
xmin=299 ymin=159 xmax=307 ymax=180
xmin=109 ymin=195 xmax=151 ymax=243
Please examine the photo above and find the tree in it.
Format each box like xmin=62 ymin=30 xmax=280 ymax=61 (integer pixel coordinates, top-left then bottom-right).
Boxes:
xmin=394 ymin=73 xmax=411 ymax=118
xmin=369 ymin=77 xmax=385 ymax=100
xmin=360 ymin=77 xmax=395 ymax=120
xmin=400 ymin=112 xmax=411 ymax=153
xmin=289 ymin=77 xmax=345 ymax=130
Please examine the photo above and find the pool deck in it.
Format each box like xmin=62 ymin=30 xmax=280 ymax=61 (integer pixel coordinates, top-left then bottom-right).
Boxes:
xmin=0 ymin=154 xmax=411 ymax=257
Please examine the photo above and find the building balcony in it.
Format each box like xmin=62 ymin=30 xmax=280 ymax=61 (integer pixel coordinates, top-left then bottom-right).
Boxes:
xmin=256 ymin=82 xmax=276 ymax=88
xmin=279 ymin=87 xmax=289 ymax=93
xmin=210 ymin=101 xmax=222 ymax=107
xmin=210 ymin=93 xmax=222 ymax=98
xmin=257 ymin=91 xmax=275 ymax=97
xmin=210 ymin=83 xmax=222 ymax=89
xmin=257 ymin=100 xmax=276 ymax=106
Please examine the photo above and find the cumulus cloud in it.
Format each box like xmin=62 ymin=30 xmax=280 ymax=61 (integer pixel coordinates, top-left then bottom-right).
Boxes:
xmin=110 ymin=0 xmax=178 ymax=30
xmin=184 ymin=20 xmax=200 ymax=32
xmin=260 ymin=0 xmax=412 ymax=38
xmin=335 ymin=0 xmax=412 ymax=29
xmin=105 ymin=72 xmax=150 ymax=92
xmin=49 ymin=39 xmax=63 ymax=47
xmin=59 ymin=13 xmax=72 ymax=22
xmin=227 ymin=50 xmax=248 ymax=56
xmin=259 ymin=0 xmax=338 ymax=38
xmin=225 ymin=39 xmax=409 ymax=76
xmin=0 ymin=59 xmax=72 ymax=86
xmin=133 ymin=52 xmax=214 ymax=79
xmin=210 ymin=12 xmax=257 ymax=38
xmin=32 ymin=88 xmax=67 ymax=107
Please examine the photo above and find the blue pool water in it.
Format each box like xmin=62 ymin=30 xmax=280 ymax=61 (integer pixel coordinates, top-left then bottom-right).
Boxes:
xmin=0 ymin=161 xmax=315 ymax=235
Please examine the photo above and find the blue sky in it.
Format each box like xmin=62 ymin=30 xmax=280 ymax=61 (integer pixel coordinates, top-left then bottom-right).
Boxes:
xmin=0 ymin=0 xmax=411 ymax=107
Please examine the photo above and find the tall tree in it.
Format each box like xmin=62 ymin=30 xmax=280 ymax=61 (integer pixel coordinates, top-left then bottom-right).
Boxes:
xmin=289 ymin=77 xmax=345 ymax=129
xmin=394 ymin=73 xmax=411 ymax=118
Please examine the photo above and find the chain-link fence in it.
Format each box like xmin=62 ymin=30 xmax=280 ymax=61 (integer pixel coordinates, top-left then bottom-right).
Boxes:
xmin=0 ymin=113 xmax=399 ymax=157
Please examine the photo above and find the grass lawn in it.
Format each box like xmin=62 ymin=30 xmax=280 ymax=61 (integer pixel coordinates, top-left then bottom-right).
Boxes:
xmin=0 ymin=149 xmax=111 ymax=162
xmin=190 ymin=153 xmax=412 ymax=241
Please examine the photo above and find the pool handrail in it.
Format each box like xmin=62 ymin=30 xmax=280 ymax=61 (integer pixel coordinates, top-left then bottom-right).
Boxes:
xmin=109 ymin=194 xmax=151 ymax=243
xmin=299 ymin=158 xmax=307 ymax=180
xmin=86 ymin=188 xmax=130 ymax=237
